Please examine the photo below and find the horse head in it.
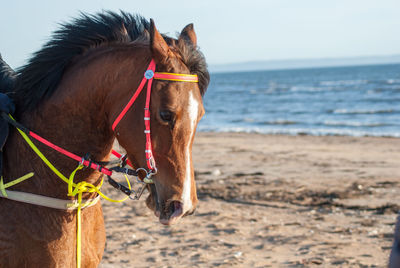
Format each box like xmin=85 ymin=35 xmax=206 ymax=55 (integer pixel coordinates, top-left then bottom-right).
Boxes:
xmin=110 ymin=20 xmax=208 ymax=225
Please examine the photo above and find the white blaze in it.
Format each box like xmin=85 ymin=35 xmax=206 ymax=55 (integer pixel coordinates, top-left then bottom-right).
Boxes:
xmin=181 ymin=90 xmax=198 ymax=212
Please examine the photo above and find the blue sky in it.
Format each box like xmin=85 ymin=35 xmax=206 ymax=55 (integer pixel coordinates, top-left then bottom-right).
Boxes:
xmin=0 ymin=0 xmax=399 ymax=68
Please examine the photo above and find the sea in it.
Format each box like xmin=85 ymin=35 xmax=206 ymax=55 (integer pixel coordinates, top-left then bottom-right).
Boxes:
xmin=198 ymin=63 xmax=400 ymax=137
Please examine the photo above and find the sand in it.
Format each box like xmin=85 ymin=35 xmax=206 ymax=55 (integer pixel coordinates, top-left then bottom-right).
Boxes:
xmin=99 ymin=132 xmax=400 ymax=267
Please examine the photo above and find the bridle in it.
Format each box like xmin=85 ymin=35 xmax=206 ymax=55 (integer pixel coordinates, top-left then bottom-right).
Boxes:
xmin=111 ymin=58 xmax=198 ymax=175
xmin=109 ymin=58 xmax=198 ymax=195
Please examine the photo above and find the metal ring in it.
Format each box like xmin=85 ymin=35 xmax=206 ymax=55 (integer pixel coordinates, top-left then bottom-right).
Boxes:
xmin=150 ymin=167 xmax=158 ymax=175
xmin=129 ymin=195 xmax=138 ymax=200
xmin=79 ymin=157 xmax=85 ymax=166
xmin=135 ymin=167 xmax=148 ymax=177
xmin=144 ymin=70 xmax=154 ymax=79
xmin=129 ymin=189 xmax=138 ymax=200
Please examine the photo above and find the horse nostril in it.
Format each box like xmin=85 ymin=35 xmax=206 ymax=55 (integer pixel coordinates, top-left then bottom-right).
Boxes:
xmin=168 ymin=201 xmax=183 ymax=218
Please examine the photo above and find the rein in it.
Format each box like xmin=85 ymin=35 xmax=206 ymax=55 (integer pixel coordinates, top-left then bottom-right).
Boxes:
xmin=0 ymin=58 xmax=199 ymax=268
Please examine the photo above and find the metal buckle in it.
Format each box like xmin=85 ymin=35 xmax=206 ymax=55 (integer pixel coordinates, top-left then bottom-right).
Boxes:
xmin=126 ymin=167 xmax=156 ymax=200
xmin=135 ymin=167 xmax=156 ymax=184
xmin=118 ymin=153 xmax=126 ymax=163
xmin=129 ymin=183 xmax=146 ymax=200
xmin=79 ymin=156 xmax=86 ymax=167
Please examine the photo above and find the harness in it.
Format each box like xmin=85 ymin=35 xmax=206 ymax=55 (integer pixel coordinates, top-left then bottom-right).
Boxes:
xmin=0 ymin=58 xmax=198 ymax=268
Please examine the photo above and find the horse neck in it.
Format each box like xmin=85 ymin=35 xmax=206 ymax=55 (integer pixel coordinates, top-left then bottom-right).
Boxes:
xmin=3 ymin=46 xmax=150 ymax=198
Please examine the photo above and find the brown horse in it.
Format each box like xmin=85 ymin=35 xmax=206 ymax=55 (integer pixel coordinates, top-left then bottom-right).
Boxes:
xmin=0 ymin=11 xmax=209 ymax=267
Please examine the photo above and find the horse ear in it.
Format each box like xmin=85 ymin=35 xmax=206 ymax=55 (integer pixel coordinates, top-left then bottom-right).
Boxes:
xmin=179 ymin=23 xmax=197 ymax=48
xmin=150 ymin=19 xmax=170 ymax=64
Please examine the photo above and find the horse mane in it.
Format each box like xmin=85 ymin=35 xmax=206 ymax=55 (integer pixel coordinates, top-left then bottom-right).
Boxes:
xmin=0 ymin=54 xmax=17 ymax=94
xmin=14 ymin=11 xmax=209 ymax=112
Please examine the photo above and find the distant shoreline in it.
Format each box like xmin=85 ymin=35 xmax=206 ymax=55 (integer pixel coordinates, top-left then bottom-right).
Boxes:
xmin=209 ymin=55 xmax=400 ymax=74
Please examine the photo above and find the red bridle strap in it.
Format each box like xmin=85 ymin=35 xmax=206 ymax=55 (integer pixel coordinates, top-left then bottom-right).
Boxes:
xmin=27 ymin=130 xmax=112 ymax=176
xmin=111 ymin=59 xmax=199 ymax=171
xmin=111 ymin=60 xmax=156 ymax=131
xmin=154 ymin=72 xmax=198 ymax=82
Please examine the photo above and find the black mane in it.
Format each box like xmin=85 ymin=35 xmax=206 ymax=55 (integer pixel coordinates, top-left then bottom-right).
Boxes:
xmin=14 ymin=11 xmax=209 ymax=111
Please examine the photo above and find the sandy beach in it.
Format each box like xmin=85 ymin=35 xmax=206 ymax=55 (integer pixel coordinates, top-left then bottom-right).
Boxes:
xmin=99 ymin=132 xmax=400 ymax=267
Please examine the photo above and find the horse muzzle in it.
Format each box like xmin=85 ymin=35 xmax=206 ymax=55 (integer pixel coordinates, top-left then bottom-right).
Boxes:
xmin=145 ymin=184 xmax=196 ymax=225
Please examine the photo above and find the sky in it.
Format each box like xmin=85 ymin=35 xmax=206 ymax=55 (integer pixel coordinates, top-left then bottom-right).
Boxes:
xmin=0 ymin=0 xmax=400 ymax=69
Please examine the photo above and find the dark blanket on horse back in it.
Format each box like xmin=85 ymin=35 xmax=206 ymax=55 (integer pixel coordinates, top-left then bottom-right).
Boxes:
xmin=0 ymin=54 xmax=16 ymax=94
xmin=0 ymin=93 xmax=15 ymax=176
xmin=0 ymin=92 xmax=15 ymax=142
xmin=0 ymin=53 xmax=16 ymax=177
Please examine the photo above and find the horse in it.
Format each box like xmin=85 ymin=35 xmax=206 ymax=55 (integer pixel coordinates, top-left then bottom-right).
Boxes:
xmin=0 ymin=11 xmax=209 ymax=267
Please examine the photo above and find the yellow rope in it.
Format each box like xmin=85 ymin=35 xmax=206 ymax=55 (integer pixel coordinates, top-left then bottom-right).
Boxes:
xmin=0 ymin=177 xmax=6 ymax=197
xmin=76 ymin=192 xmax=82 ymax=268
xmin=7 ymin=114 xmax=134 ymax=268
xmin=0 ymin=173 xmax=35 ymax=197
xmin=66 ymin=166 xmax=131 ymax=268
xmin=8 ymin=114 xmax=129 ymax=203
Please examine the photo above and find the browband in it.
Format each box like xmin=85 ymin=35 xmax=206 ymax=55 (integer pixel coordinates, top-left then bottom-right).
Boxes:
xmin=154 ymin=72 xmax=198 ymax=82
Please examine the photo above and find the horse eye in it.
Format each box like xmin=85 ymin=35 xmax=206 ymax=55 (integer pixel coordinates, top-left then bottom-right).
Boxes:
xmin=159 ymin=110 xmax=173 ymax=123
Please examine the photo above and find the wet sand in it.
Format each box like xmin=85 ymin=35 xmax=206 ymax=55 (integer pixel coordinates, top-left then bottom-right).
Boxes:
xmin=100 ymin=132 xmax=400 ymax=267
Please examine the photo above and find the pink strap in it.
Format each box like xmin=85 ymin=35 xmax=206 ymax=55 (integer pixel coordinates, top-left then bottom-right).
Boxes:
xmin=144 ymin=64 xmax=155 ymax=170
xmin=29 ymin=131 xmax=112 ymax=176
xmin=154 ymin=72 xmax=198 ymax=82
xmin=111 ymin=150 xmax=134 ymax=168
xmin=111 ymin=59 xmax=157 ymax=171
xmin=112 ymin=60 xmax=157 ymax=131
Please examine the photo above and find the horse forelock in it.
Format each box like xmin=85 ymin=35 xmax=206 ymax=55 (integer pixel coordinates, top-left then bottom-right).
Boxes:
xmin=13 ymin=11 xmax=209 ymax=113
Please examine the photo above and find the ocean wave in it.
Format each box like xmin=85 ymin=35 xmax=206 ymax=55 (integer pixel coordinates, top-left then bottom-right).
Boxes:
xmin=387 ymin=79 xmax=400 ymax=84
xmin=231 ymin=118 xmax=256 ymax=123
xmin=261 ymin=120 xmax=298 ymax=125
xmin=231 ymin=119 xmax=298 ymax=125
xmin=320 ymin=80 xmax=368 ymax=86
xmin=322 ymin=121 xmax=388 ymax=127
xmin=332 ymin=108 xmax=395 ymax=115
xmin=290 ymin=86 xmax=327 ymax=92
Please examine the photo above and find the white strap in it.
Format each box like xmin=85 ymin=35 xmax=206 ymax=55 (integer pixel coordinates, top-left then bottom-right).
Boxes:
xmin=0 ymin=189 xmax=100 ymax=210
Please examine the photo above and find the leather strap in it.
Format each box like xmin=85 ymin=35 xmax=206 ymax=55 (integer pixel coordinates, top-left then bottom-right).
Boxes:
xmin=0 ymin=189 xmax=100 ymax=210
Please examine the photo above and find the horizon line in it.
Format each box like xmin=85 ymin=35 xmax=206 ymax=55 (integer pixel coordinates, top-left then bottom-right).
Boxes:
xmin=209 ymin=54 xmax=400 ymax=73
xmin=209 ymin=53 xmax=400 ymax=66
